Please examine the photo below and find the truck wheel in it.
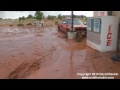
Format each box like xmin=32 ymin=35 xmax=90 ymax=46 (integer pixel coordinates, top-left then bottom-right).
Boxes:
xmin=76 ymin=32 xmax=83 ymax=42
xmin=58 ymin=27 xmax=60 ymax=32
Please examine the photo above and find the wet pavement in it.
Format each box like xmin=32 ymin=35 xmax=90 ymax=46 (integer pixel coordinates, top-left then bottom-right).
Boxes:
xmin=0 ymin=26 xmax=120 ymax=79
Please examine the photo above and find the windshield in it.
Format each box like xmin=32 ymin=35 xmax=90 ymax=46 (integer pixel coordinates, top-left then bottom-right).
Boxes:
xmin=67 ymin=19 xmax=84 ymax=25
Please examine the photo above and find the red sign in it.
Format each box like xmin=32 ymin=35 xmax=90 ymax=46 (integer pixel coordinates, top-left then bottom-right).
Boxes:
xmin=100 ymin=12 xmax=105 ymax=16
xmin=98 ymin=11 xmax=107 ymax=16
xmin=106 ymin=25 xmax=112 ymax=46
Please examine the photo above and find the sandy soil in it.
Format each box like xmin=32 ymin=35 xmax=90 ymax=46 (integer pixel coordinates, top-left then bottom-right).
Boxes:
xmin=0 ymin=26 xmax=120 ymax=79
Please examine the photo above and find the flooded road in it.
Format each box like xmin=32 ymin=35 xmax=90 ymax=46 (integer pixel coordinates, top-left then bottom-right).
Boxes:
xmin=1 ymin=26 xmax=120 ymax=79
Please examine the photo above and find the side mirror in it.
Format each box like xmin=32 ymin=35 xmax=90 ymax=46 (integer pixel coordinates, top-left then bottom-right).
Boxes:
xmin=63 ymin=22 xmax=66 ymax=24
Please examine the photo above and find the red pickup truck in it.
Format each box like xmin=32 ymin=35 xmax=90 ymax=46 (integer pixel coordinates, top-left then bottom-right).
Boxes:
xmin=58 ymin=18 xmax=87 ymax=36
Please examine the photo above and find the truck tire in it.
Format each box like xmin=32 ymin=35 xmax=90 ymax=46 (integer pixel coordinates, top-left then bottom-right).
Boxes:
xmin=75 ymin=31 xmax=83 ymax=42
xmin=58 ymin=27 xmax=60 ymax=32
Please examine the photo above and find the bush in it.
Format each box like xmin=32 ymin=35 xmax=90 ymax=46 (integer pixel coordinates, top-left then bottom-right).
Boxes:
xmin=55 ymin=21 xmax=58 ymax=25
xmin=26 ymin=23 xmax=32 ymax=26
xmin=17 ymin=24 xmax=24 ymax=26
xmin=9 ymin=24 xmax=13 ymax=26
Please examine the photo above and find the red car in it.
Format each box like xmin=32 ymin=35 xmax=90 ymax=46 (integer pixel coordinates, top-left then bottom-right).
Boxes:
xmin=58 ymin=18 xmax=87 ymax=36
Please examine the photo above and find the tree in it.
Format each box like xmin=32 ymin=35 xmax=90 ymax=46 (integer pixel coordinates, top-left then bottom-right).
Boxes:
xmin=19 ymin=17 xmax=22 ymax=22
xmin=0 ymin=18 xmax=2 ymax=20
xmin=58 ymin=14 xmax=62 ymax=20
xmin=22 ymin=16 xmax=26 ymax=21
xmin=62 ymin=16 xmax=65 ymax=19
xmin=27 ymin=14 xmax=33 ymax=19
xmin=34 ymin=11 xmax=44 ymax=23
xmin=18 ymin=16 xmax=26 ymax=22
xmin=80 ymin=15 xmax=84 ymax=18
xmin=27 ymin=14 xmax=33 ymax=22
xmin=47 ymin=15 xmax=56 ymax=21
xmin=73 ymin=14 xmax=77 ymax=18
xmin=47 ymin=15 xmax=51 ymax=20
xmin=52 ymin=16 xmax=56 ymax=19
xmin=84 ymin=16 xmax=87 ymax=19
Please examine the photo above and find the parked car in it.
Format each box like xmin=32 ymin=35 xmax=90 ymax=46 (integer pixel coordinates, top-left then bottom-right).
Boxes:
xmin=58 ymin=18 xmax=87 ymax=36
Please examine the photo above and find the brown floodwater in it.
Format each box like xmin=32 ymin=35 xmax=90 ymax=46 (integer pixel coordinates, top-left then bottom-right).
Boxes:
xmin=0 ymin=26 xmax=120 ymax=79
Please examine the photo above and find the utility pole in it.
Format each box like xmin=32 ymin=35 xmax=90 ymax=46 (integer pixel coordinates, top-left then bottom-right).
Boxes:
xmin=71 ymin=11 xmax=73 ymax=32
xmin=67 ymin=11 xmax=76 ymax=40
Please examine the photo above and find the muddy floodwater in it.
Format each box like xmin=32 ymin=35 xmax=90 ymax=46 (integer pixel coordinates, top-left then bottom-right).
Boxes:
xmin=0 ymin=26 xmax=120 ymax=79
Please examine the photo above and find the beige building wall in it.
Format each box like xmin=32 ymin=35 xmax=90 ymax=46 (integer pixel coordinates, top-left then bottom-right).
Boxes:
xmin=94 ymin=11 xmax=120 ymax=23
xmin=93 ymin=11 xmax=99 ymax=17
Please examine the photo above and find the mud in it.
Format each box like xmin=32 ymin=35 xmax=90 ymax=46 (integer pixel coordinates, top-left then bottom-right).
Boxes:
xmin=9 ymin=60 xmax=40 ymax=79
xmin=0 ymin=26 xmax=120 ymax=79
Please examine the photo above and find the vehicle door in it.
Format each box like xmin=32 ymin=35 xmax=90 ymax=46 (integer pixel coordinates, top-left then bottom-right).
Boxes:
xmin=62 ymin=19 xmax=67 ymax=33
xmin=59 ymin=20 xmax=65 ymax=32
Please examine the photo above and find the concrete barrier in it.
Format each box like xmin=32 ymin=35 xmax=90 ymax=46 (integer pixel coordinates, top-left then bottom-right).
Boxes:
xmin=67 ymin=31 xmax=76 ymax=39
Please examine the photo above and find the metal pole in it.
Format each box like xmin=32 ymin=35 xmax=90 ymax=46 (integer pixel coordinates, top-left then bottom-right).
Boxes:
xmin=71 ymin=11 xmax=73 ymax=32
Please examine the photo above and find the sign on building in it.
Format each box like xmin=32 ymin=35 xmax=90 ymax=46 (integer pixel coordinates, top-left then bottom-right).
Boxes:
xmin=98 ymin=11 xmax=108 ymax=16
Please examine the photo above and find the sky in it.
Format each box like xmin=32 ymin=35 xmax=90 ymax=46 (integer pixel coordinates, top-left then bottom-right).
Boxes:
xmin=0 ymin=11 xmax=93 ymax=19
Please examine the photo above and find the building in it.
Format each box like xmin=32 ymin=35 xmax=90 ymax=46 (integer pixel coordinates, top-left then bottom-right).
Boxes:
xmin=92 ymin=11 xmax=120 ymax=60
xmin=94 ymin=11 xmax=120 ymax=22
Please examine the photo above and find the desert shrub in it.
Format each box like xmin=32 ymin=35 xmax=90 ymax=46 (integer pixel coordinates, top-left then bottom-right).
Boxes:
xmin=26 ymin=23 xmax=32 ymax=26
xmin=55 ymin=21 xmax=58 ymax=25
xmin=9 ymin=24 xmax=13 ymax=26
xmin=17 ymin=23 xmax=24 ymax=26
